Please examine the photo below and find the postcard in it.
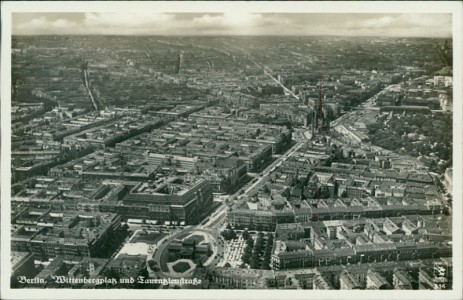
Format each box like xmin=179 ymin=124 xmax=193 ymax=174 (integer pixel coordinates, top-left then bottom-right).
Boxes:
xmin=1 ymin=1 xmax=462 ymax=299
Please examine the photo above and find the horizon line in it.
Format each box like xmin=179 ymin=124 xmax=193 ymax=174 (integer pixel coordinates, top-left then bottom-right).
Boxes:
xmin=11 ymin=34 xmax=452 ymax=39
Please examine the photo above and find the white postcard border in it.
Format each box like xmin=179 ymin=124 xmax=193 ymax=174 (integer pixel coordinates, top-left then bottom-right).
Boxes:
xmin=1 ymin=1 xmax=462 ymax=299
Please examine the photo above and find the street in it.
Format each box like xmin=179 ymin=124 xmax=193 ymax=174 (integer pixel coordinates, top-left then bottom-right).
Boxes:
xmin=244 ymin=141 xmax=304 ymax=195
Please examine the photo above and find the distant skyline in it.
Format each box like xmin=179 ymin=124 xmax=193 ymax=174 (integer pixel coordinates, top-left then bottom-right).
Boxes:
xmin=12 ymin=13 xmax=452 ymax=38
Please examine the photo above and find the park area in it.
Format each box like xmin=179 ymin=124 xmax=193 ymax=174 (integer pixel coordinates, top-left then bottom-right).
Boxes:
xmin=217 ymin=229 xmax=274 ymax=269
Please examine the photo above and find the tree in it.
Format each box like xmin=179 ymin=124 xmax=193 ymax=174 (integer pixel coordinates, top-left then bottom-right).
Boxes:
xmin=147 ymin=259 xmax=156 ymax=269
xmin=222 ymin=228 xmax=238 ymax=241
xmin=250 ymin=257 xmax=259 ymax=269
xmin=246 ymin=236 xmax=254 ymax=248
xmin=221 ymin=231 xmax=230 ymax=240
xmin=242 ymin=230 xmax=249 ymax=240
xmin=261 ymin=185 xmax=270 ymax=194
xmin=265 ymin=248 xmax=272 ymax=258
xmin=261 ymin=257 xmax=271 ymax=270
xmin=248 ymin=222 xmax=255 ymax=230
xmin=242 ymin=251 xmax=251 ymax=264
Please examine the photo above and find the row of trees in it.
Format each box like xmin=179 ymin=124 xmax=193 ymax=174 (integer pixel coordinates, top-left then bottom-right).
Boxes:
xmin=241 ymin=232 xmax=274 ymax=270
xmin=241 ymin=235 xmax=254 ymax=266
xmin=250 ymin=232 xmax=265 ymax=269
xmin=262 ymin=233 xmax=274 ymax=270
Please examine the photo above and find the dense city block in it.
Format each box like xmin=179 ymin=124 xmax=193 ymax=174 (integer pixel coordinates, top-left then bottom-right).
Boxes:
xmin=10 ymin=35 xmax=453 ymax=290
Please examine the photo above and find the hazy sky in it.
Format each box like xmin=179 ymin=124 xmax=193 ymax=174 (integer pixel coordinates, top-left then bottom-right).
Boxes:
xmin=12 ymin=13 xmax=452 ymax=37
